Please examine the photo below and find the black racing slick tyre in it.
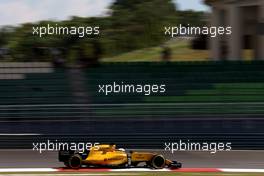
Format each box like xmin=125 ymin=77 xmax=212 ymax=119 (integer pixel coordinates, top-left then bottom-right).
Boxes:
xmin=68 ymin=154 xmax=82 ymax=169
xmin=150 ymin=155 xmax=166 ymax=169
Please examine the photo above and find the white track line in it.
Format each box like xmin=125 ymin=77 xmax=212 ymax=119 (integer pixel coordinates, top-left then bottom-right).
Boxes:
xmin=0 ymin=168 xmax=56 ymax=172
xmin=220 ymin=169 xmax=264 ymax=173
xmin=1 ymin=168 xmax=264 ymax=173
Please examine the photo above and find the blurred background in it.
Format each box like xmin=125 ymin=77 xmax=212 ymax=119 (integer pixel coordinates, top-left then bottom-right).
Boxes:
xmin=0 ymin=0 xmax=264 ymax=150
xmin=0 ymin=0 xmax=210 ymax=63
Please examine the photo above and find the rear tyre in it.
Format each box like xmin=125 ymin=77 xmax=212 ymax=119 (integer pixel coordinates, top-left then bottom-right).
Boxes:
xmin=150 ymin=155 xmax=166 ymax=169
xmin=68 ymin=154 xmax=82 ymax=169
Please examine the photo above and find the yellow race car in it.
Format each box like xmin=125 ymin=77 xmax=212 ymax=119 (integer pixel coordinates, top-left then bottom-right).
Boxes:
xmin=59 ymin=144 xmax=182 ymax=169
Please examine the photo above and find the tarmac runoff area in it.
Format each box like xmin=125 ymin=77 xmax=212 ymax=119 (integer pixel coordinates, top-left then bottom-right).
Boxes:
xmin=0 ymin=150 xmax=263 ymax=174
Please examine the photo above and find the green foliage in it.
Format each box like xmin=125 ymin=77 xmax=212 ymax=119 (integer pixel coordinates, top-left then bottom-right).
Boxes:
xmin=0 ymin=0 xmax=206 ymax=63
xmin=108 ymin=0 xmax=177 ymax=55
xmin=0 ymin=26 xmax=14 ymax=47
xmin=177 ymin=10 xmax=207 ymax=27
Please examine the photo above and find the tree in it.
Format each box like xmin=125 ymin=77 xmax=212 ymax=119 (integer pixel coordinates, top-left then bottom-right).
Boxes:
xmin=0 ymin=0 xmax=206 ymax=62
xmin=177 ymin=10 xmax=207 ymax=27
xmin=108 ymin=0 xmax=177 ymax=54
xmin=0 ymin=26 xmax=14 ymax=47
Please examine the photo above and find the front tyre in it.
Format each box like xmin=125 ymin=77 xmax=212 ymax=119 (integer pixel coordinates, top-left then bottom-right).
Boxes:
xmin=68 ymin=154 xmax=82 ymax=169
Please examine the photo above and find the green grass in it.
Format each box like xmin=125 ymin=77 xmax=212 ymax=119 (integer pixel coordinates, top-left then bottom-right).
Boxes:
xmin=93 ymin=105 xmax=264 ymax=116
xmin=130 ymin=174 xmax=264 ymax=176
xmin=102 ymin=39 xmax=209 ymax=62
xmin=102 ymin=39 xmax=255 ymax=62
xmin=145 ymin=95 xmax=264 ymax=103
xmin=141 ymin=173 xmax=264 ymax=176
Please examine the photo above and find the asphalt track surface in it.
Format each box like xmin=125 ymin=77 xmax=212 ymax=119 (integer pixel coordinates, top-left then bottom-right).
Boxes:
xmin=0 ymin=150 xmax=263 ymax=169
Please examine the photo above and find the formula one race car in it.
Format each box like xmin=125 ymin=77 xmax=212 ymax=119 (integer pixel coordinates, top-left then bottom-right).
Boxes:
xmin=59 ymin=144 xmax=182 ymax=169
